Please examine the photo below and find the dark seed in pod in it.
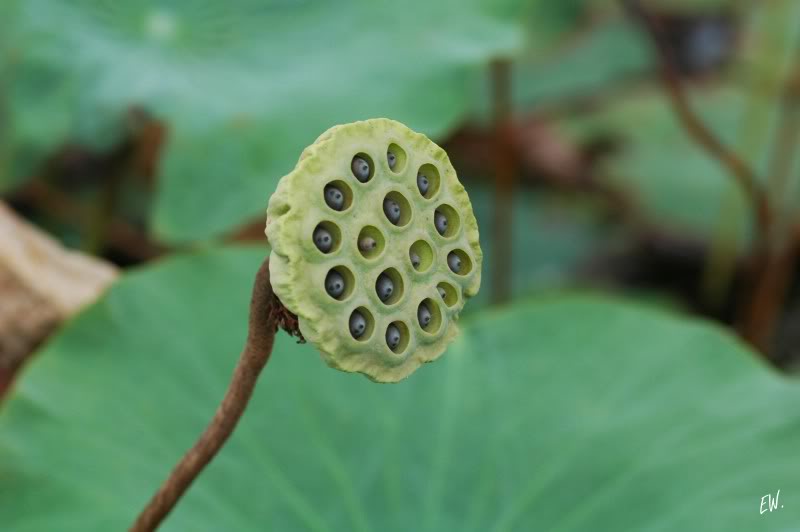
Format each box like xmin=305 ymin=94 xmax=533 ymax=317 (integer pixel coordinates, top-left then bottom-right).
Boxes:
xmin=358 ymin=236 xmax=377 ymax=252
xmin=418 ymin=302 xmax=432 ymax=329
xmin=387 ymin=150 xmax=397 ymax=170
xmin=351 ymin=156 xmax=371 ymax=182
xmin=313 ymin=226 xmax=333 ymax=253
xmin=417 ymin=173 xmax=429 ymax=196
xmin=434 ymin=210 xmax=448 ymax=235
xmin=410 ymin=251 xmax=421 ymax=269
xmin=447 ymin=252 xmax=462 ymax=273
xmin=325 ymin=270 xmax=345 ymax=298
xmin=324 ymin=184 xmax=345 ymax=211
xmin=349 ymin=310 xmax=367 ymax=339
xmin=383 ymin=198 xmax=401 ymax=225
xmin=438 ymin=286 xmax=447 ymax=299
xmin=386 ymin=324 xmax=401 ymax=350
xmin=375 ymin=273 xmax=394 ymax=302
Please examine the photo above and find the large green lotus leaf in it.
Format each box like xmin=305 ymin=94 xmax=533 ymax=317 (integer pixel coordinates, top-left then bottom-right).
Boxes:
xmin=2 ymin=245 xmax=799 ymax=531
xmin=559 ymin=86 xmax=772 ymax=245
xmin=4 ymin=0 xmax=527 ymax=241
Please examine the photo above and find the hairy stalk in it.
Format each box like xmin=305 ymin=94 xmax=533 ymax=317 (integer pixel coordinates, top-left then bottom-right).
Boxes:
xmin=130 ymin=257 xmax=277 ymax=531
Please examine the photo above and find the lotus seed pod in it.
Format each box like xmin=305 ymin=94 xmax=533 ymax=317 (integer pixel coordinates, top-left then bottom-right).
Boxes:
xmin=349 ymin=310 xmax=367 ymax=339
xmin=351 ymin=156 xmax=371 ymax=182
xmin=447 ymin=252 xmax=462 ymax=273
xmin=375 ymin=273 xmax=394 ymax=302
xmin=434 ymin=209 xmax=448 ymax=235
xmin=325 ymin=270 xmax=345 ymax=299
xmin=313 ymin=225 xmax=333 ymax=253
xmin=417 ymin=172 xmax=429 ymax=196
xmin=418 ymin=302 xmax=432 ymax=329
xmin=438 ymin=286 xmax=447 ymax=299
xmin=383 ymin=198 xmax=401 ymax=225
xmin=266 ymin=118 xmax=482 ymax=382
xmin=386 ymin=324 xmax=401 ymax=350
xmin=324 ymin=184 xmax=345 ymax=211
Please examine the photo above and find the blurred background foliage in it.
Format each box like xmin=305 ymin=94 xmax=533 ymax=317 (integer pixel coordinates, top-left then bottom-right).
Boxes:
xmin=3 ymin=0 xmax=800 ymax=529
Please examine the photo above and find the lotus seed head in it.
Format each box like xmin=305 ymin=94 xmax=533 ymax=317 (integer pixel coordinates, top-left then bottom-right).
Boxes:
xmin=387 ymin=150 xmax=397 ymax=170
xmin=325 ymin=270 xmax=345 ymax=298
xmin=418 ymin=302 xmax=432 ymax=329
xmin=383 ymin=198 xmax=401 ymax=225
xmin=434 ymin=210 xmax=448 ymax=235
xmin=324 ymin=184 xmax=345 ymax=211
xmin=447 ymin=252 xmax=462 ymax=273
xmin=358 ymin=236 xmax=377 ymax=252
xmin=386 ymin=324 xmax=401 ymax=350
xmin=351 ymin=156 xmax=371 ymax=182
xmin=438 ymin=286 xmax=447 ymax=299
xmin=349 ymin=310 xmax=367 ymax=339
xmin=410 ymin=251 xmax=421 ymax=269
xmin=376 ymin=273 xmax=394 ymax=302
xmin=313 ymin=226 xmax=333 ymax=253
xmin=417 ymin=173 xmax=429 ymax=196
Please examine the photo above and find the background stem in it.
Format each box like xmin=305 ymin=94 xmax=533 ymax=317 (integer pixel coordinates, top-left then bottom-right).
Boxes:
xmin=129 ymin=257 xmax=276 ymax=532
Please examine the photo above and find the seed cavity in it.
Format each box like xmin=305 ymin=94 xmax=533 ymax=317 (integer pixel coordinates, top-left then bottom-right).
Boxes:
xmin=351 ymin=153 xmax=373 ymax=182
xmin=417 ymin=173 xmax=429 ymax=196
xmin=437 ymin=282 xmax=458 ymax=307
xmin=357 ymin=226 xmax=385 ymax=260
xmin=387 ymin=143 xmax=407 ymax=173
xmin=383 ymin=197 xmax=401 ymax=225
xmin=324 ymin=266 xmax=354 ymax=300
xmin=375 ymin=268 xmax=404 ymax=305
xmin=416 ymin=163 xmax=441 ymax=198
xmin=324 ymin=184 xmax=344 ymax=211
xmin=447 ymin=249 xmax=472 ymax=276
xmin=312 ymin=221 xmax=340 ymax=254
xmin=350 ymin=310 xmax=366 ymax=338
xmin=326 ymin=270 xmax=345 ymax=298
xmin=433 ymin=204 xmax=460 ymax=238
xmin=386 ymin=324 xmax=401 ymax=350
xmin=409 ymin=239 xmax=434 ymax=272
xmin=313 ymin=226 xmax=333 ymax=253
xmin=382 ymin=191 xmax=412 ymax=227
xmin=418 ymin=302 xmax=432 ymax=328
xmin=376 ymin=273 xmax=394 ymax=302
xmin=434 ymin=210 xmax=448 ymax=235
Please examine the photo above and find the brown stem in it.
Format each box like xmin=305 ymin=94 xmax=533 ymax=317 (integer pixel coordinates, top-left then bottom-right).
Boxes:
xmin=130 ymin=257 xmax=276 ymax=531
xmin=489 ymin=58 xmax=516 ymax=304
xmin=621 ymin=0 xmax=772 ymax=243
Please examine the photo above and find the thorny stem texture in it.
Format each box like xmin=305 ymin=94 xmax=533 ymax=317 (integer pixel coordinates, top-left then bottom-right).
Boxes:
xmin=130 ymin=257 xmax=276 ymax=532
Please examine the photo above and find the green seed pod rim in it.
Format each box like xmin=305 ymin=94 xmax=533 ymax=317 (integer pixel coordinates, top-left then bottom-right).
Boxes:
xmin=266 ymin=118 xmax=482 ymax=382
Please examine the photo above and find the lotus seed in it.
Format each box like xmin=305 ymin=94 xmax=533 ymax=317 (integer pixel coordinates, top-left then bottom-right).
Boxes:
xmin=349 ymin=310 xmax=367 ymax=339
xmin=410 ymin=250 xmax=421 ymax=269
xmin=358 ymin=236 xmax=377 ymax=252
xmin=418 ymin=302 xmax=432 ymax=329
xmin=438 ymin=286 xmax=447 ymax=299
xmin=447 ymin=252 xmax=462 ymax=273
xmin=324 ymin=184 xmax=345 ymax=211
xmin=352 ymin=156 xmax=371 ymax=182
xmin=434 ymin=210 xmax=448 ymax=235
xmin=325 ymin=270 xmax=346 ymax=298
xmin=417 ymin=173 xmax=429 ymax=196
xmin=313 ymin=226 xmax=334 ymax=253
xmin=376 ymin=273 xmax=394 ymax=302
xmin=383 ymin=198 xmax=401 ymax=225
xmin=386 ymin=324 xmax=401 ymax=350
xmin=387 ymin=150 xmax=397 ymax=170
